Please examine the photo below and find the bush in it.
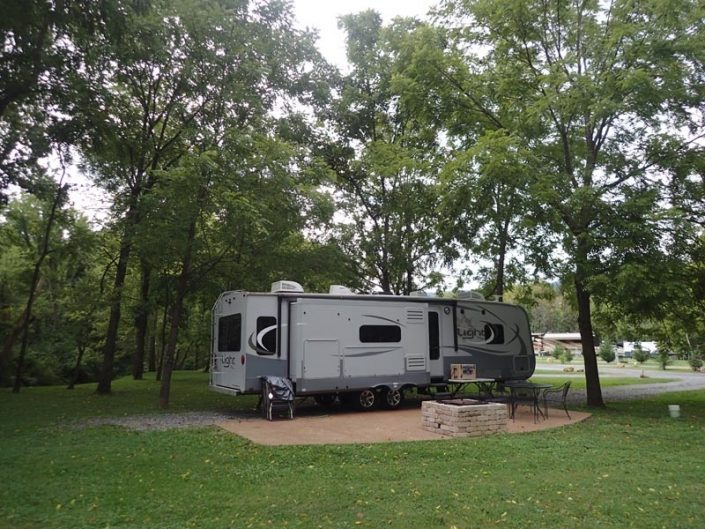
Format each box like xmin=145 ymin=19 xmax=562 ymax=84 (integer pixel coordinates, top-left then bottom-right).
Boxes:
xmin=632 ymin=344 xmax=650 ymax=364
xmin=561 ymin=349 xmax=574 ymax=364
xmin=553 ymin=344 xmax=568 ymax=360
xmin=657 ymin=349 xmax=671 ymax=370
xmin=599 ymin=341 xmax=616 ymax=363
xmin=688 ymin=356 xmax=703 ymax=372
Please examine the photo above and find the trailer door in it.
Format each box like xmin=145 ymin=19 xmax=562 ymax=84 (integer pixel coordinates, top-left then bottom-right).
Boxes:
xmin=429 ymin=307 xmax=455 ymax=379
xmin=428 ymin=310 xmax=442 ymax=378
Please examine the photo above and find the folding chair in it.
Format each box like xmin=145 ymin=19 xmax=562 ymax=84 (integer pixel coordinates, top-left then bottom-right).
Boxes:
xmin=261 ymin=376 xmax=295 ymax=420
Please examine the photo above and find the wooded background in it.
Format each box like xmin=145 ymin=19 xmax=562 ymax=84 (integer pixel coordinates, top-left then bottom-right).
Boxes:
xmin=2 ymin=0 xmax=704 ymax=406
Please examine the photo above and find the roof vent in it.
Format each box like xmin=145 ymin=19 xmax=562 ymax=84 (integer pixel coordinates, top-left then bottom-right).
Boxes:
xmin=410 ymin=290 xmax=428 ymax=297
xmin=271 ymin=280 xmax=304 ymax=293
xmin=458 ymin=290 xmax=485 ymax=300
xmin=329 ymin=285 xmax=354 ymax=295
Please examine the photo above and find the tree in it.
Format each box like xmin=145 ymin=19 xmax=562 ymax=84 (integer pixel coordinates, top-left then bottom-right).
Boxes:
xmin=0 ymin=0 xmax=117 ymax=201
xmin=440 ymin=131 xmax=540 ymax=300
xmin=632 ymin=344 xmax=650 ymax=365
xmin=79 ymin=0 xmax=215 ymax=393
xmin=506 ymin=282 xmax=579 ymax=333
xmin=128 ymin=0 xmax=329 ymax=408
xmin=435 ymin=0 xmax=705 ymax=406
xmin=598 ymin=341 xmax=615 ymax=364
xmin=321 ymin=12 xmax=442 ymax=294
xmin=0 ymin=161 xmax=99 ymax=388
xmin=80 ymin=0 xmax=324 ymax=392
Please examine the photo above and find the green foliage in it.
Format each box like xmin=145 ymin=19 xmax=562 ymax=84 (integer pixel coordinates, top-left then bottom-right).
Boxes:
xmin=433 ymin=0 xmax=705 ymax=405
xmin=599 ymin=342 xmax=616 ymax=364
xmin=688 ymin=356 xmax=703 ymax=372
xmin=0 ymin=190 xmax=103 ymax=387
xmin=0 ymin=0 xmax=117 ymax=199
xmin=322 ymin=12 xmax=442 ymax=294
xmin=632 ymin=345 xmax=650 ymax=365
xmin=506 ymin=282 xmax=578 ymax=332
xmin=552 ymin=344 xmax=567 ymax=360
xmin=657 ymin=349 xmax=671 ymax=370
xmin=561 ymin=349 xmax=574 ymax=364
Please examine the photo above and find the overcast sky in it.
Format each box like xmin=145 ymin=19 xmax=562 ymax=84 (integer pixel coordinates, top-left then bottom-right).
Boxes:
xmin=292 ymin=0 xmax=436 ymax=69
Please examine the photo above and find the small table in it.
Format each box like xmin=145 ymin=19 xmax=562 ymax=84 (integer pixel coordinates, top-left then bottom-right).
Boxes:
xmin=447 ymin=378 xmax=497 ymax=399
xmin=504 ymin=381 xmax=552 ymax=422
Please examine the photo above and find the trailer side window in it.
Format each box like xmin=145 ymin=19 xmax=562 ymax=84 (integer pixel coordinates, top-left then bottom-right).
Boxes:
xmin=359 ymin=325 xmax=401 ymax=343
xmin=255 ymin=316 xmax=277 ymax=355
xmin=484 ymin=323 xmax=504 ymax=345
xmin=429 ymin=311 xmax=440 ymax=360
xmin=218 ymin=314 xmax=241 ymax=352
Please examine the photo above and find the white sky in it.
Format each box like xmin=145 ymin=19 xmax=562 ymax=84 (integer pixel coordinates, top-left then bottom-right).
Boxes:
xmin=292 ymin=0 xmax=436 ymax=69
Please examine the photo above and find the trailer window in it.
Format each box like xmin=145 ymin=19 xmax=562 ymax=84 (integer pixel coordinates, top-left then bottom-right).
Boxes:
xmin=429 ymin=312 xmax=440 ymax=360
xmin=255 ymin=316 xmax=277 ymax=355
xmin=484 ymin=323 xmax=504 ymax=345
xmin=359 ymin=325 xmax=401 ymax=343
xmin=218 ymin=314 xmax=241 ymax=352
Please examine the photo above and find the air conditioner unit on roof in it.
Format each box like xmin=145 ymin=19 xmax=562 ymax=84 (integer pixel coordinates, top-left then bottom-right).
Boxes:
xmin=270 ymin=280 xmax=304 ymax=293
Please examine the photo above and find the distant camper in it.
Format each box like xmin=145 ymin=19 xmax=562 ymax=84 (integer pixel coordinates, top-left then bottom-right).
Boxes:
xmin=210 ymin=281 xmax=535 ymax=410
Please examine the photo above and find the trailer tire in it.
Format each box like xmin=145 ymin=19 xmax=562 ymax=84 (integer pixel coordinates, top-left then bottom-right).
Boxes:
xmin=339 ymin=390 xmax=377 ymax=410
xmin=382 ymin=388 xmax=403 ymax=409
xmin=357 ymin=389 xmax=377 ymax=410
xmin=314 ymin=394 xmax=337 ymax=407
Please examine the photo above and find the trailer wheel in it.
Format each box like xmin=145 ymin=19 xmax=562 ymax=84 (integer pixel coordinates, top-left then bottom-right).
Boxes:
xmin=314 ymin=394 xmax=337 ymax=407
xmin=357 ymin=389 xmax=377 ymax=410
xmin=382 ymin=388 xmax=403 ymax=409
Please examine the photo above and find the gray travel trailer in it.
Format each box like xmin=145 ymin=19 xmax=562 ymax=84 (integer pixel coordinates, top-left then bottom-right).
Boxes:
xmin=210 ymin=281 xmax=535 ymax=409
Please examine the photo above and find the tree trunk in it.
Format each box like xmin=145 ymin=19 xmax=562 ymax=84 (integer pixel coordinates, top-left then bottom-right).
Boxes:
xmin=13 ymin=176 xmax=65 ymax=393
xmin=155 ymin=293 xmax=170 ymax=381
xmin=575 ymin=271 xmax=604 ymax=407
xmin=67 ymin=344 xmax=86 ymax=390
xmin=147 ymin=317 xmax=157 ymax=372
xmin=494 ymin=219 xmax=509 ymax=302
xmin=159 ymin=226 xmax=196 ymax=409
xmin=159 ymin=180 xmax=205 ymax=408
xmin=132 ymin=260 xmax=151 ymax=380
xmin=97 ymin=198 xmax=139 ymax=394
xmin=0 ymin=308 xmax=33 ymax=367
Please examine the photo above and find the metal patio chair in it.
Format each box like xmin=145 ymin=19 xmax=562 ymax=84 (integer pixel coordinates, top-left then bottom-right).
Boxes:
xmin=542 ymin=381 xmax=571 ymax=419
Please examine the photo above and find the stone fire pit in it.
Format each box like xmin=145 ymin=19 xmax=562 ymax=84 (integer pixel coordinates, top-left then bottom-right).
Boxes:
xmin=422 ymin=399 xmax=508 ymax=438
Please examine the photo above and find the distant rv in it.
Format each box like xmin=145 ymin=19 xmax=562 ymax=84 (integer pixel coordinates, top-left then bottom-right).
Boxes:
xmin=210 ymin=281 xmax=535 ymax=410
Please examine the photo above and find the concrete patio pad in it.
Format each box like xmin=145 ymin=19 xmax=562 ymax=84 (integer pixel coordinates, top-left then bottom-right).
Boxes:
xmin=217 ymin=403 xmax=591 ymax=445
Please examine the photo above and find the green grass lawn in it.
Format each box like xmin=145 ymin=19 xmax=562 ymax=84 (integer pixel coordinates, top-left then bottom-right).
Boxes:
xmin=2 ymin=372 xmax=704 ymax=529
xmin=535 ymin=357 xmax=694 ymax=371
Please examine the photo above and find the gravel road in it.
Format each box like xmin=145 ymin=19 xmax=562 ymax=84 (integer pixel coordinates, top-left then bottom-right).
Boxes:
xmin=539 ymin=365 xmax=705 ymax=404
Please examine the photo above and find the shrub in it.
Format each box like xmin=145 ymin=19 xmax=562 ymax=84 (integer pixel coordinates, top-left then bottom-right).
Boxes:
xmin=553 ymin=344 xmax=568 ymax=360
xmin=561 ymin=349 xmax=574 ymax=364
xmin=688 ymin=356 xmax=703 ymax=372
xmin=657 ymin=349 xmax=671 ymax=370
xmin=632 ymin=344 xmax=650 ymax=364
xmin=599 ymin=341 xmax=616 ymax=363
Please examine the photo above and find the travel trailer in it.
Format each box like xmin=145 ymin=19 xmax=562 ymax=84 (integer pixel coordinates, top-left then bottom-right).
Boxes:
xmin=210 ymin=281 xmax=535 ymax=410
